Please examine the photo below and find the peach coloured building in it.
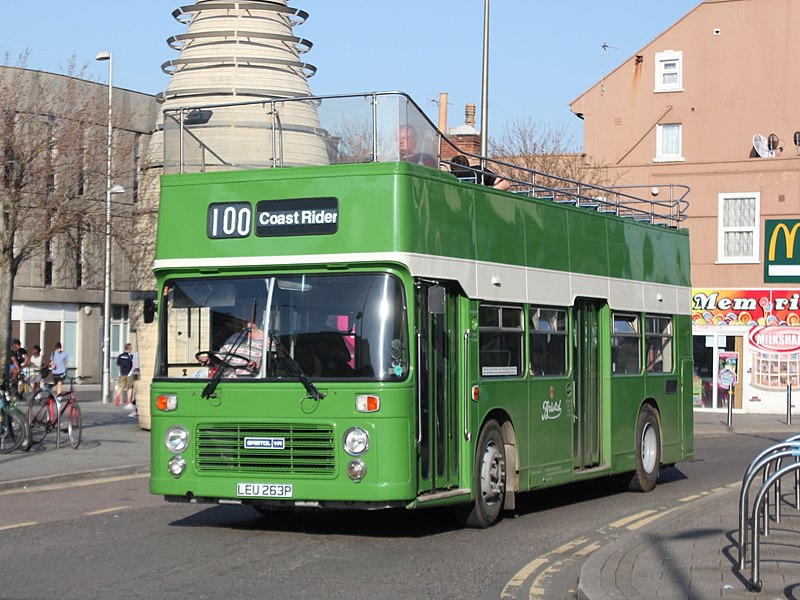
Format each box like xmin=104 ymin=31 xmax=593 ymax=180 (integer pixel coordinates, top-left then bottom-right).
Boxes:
xmin=571 ymin=0 xmax=800 ymax=415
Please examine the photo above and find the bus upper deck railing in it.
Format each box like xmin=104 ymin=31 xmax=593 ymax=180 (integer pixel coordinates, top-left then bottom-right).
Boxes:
xmin=161 ymin=91 xmax=689 ymax=228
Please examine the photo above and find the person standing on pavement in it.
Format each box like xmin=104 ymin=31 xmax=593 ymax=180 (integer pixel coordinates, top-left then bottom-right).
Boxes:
xmin=116 ymin=343 xmax=136 ymax=416
xmin=25 ymin=344 xmax=44 ymax=394
xmin=50 ymin=342 xmax=68 ymax=396
xmin=9 ymin=338 xmax=26 ymax=390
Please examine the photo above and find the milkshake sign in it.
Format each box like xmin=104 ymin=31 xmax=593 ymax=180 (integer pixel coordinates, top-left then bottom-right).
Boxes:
xmin=749 ymin=326 xmax=800 ymax=353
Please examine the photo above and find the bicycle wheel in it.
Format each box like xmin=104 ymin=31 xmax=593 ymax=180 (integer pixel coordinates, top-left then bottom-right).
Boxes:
xmin=0 ymin=408 xmax=28 ymax=453
xmin=27 ymin=397 xmax=53 ymax=449
xmin=67 ymin=402 xmax=81 ymax=449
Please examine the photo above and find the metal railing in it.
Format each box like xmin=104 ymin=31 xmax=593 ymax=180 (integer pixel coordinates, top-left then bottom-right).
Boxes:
xmin=737 ymin=434 xmax=800 ymax=592
xmin=163 ymin=91 xmax=690 ymax=228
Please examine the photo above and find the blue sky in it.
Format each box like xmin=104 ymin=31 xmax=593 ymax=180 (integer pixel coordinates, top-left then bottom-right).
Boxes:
xmin=1 ymin=1 xmax=700 ymax=147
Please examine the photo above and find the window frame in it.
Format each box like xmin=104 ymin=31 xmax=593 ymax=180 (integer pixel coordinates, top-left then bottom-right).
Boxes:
xmin=717 ymin=192 xmax=760 ymax=264
xmin=644 ymin=315 xmax=674 ymax=374
xmin=479 ymin=303 xmax=525 ymax=379
xmin=655 ymin=123 xmax=684 ymax=162
xmin=528 ymin=306 xmax=569 ymax=377
xmin=611 ymin=312 xmax=641 ymax=376
xmin=654 ymin=50 xmax=683 ymax=93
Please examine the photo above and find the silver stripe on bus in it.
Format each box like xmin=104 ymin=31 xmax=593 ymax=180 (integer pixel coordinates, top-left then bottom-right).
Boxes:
xmin=153 ymin=252 xmax=692 ymax=315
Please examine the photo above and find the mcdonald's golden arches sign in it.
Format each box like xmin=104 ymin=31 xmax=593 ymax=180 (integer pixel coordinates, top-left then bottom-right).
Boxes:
xmin=765 ymin=219 xmax=800 ymax=282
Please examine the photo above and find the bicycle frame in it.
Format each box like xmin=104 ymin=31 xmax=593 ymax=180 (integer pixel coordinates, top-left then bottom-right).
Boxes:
xmin=27 ymin=378 xmax=83 ymax=450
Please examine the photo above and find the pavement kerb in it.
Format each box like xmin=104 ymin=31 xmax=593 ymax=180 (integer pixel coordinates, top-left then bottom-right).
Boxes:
xmin=0 ymin=463 xmax=150 ymax=494
xmin=577 ymin=484 xmax=736 ymax=600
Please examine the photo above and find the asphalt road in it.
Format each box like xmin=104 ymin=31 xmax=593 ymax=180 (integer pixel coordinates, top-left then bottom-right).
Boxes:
xmin=0 ymin=430 xmax=785 ymax=600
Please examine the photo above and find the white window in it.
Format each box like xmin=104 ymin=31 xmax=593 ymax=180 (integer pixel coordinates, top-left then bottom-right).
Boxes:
xmin=655 ymin=50 xmax=683 ymax=92
xmin=655 ymin=123 xmax=683 ymax=161
xmin=718 ymin=192 xmax=760 ymax=263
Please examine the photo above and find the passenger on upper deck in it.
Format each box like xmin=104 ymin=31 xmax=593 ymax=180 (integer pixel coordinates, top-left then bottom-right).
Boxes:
xmin=449 ymin=154 xmax=510 ymax=191
xmin=398 ymin=124 xmax=438 ymax=168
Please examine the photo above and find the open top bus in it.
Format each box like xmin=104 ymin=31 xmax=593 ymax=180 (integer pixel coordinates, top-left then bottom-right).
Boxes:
xmin=151 ymin=92 xmax=692 ymax=527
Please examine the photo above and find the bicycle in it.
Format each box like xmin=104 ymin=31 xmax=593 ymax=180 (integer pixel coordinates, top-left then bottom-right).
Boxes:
xmin=27 ymin=376 xmax=88 ymax=449
xmin=0 ymin=378 xmax=29 ymax=453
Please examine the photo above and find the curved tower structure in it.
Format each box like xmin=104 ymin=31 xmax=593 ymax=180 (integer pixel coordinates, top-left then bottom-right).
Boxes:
xmin=151 ymin=0 xmax=328 ymax=171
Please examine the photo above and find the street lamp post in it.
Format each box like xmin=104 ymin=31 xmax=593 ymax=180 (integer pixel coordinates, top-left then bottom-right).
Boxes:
xmin=96 ymin=51 xmax=116 ymax=405
xmin=480 ymin=0 xmax=490 ymax=159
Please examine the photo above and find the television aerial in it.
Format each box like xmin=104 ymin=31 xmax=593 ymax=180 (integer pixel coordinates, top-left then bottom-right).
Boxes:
xmin=752 ymin=134 xmax=774 ymax=158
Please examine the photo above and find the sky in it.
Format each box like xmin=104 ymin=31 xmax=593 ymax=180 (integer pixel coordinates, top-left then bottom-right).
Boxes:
xmin=0 ymin=1 xmax=701 ymax=149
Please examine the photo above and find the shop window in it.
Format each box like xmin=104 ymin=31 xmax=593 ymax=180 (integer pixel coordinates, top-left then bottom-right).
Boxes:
xmin=753 ymin=352 xmax=800 ymax=390
xmin=529 ymin=306 xmax=567 ymax=376
xmin=645 ymin=315 xmax=673 ymax=373
xmin=479 ymin=304 xmax=524 ymax=377
xmin=612 ymin=313 xmax=640 ymax=375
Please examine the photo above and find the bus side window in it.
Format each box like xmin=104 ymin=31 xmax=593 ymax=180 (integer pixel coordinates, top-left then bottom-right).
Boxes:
xmin=479 ymin=304 xmax=524 ymax=377
xmin=529 ymin=307 xmax=568 ymax=376
xmin=645 ymin=315 xmax=673 ymax=373
xmin=611 ymin=313 xmax=641 ymax=375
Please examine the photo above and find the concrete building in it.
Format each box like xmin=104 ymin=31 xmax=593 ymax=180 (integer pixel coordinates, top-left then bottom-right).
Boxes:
xmin=570 ymin=0 xmax=800 ymax=414
xmin=3 ymin=65 xmax=159 ymax=386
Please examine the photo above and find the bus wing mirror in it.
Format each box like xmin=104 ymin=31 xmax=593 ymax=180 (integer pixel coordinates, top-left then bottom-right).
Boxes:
xmin=428 ymin=285 xmax=445 ymax=315
xmin=144 ymin=298 xmax=157 ymax=324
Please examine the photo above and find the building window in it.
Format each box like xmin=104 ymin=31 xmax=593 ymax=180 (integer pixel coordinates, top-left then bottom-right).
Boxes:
xmin=133 ymin=132 xmax=141 ymax=202
xmin=645 ymin=316 xmax=673 ymax=373
xmin=655 ymin=123 xmax=683 ymax=162
xmin=529 ymin=306 xmax=568 ymax=376
xmin=612 ymin=313 xmax=640 ymax=375
xmin=75 ymin=220 xmax=84 ymax=288
xmin=44 ymin=239 xmax=53 ymax=286
xmin=654 ymin=50 xmax=683 ymax=92
xmin=718 ymin=192 xmax=760 ymax=263
xmin=479 ymin=304 xmax=524 ymax=378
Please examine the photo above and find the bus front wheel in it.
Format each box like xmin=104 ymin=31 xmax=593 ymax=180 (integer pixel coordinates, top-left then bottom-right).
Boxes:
xmin=627 ymin=404 xmax=661 ymax=492
xmin=464 ymin=420 xmax=506 ymax=528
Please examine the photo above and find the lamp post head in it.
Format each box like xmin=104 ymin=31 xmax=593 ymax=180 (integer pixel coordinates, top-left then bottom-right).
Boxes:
xmin=95 ymin=51 xmax=111 ymax=62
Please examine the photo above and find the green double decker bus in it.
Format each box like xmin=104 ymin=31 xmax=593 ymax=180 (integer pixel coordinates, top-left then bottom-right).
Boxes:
xmin=150 ymin=92 xmax=693 ymax=527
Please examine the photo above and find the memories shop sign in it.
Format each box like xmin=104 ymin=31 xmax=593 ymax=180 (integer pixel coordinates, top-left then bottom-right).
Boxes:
xmin=692 ymin=289 xmax=800 ymax=327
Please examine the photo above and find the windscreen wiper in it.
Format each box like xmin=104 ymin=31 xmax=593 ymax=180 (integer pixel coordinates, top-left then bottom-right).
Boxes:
xmin=268 ymin=331 xmax=325 ymax=401
xmin=201 ymin=327 xmax=249 ymax=399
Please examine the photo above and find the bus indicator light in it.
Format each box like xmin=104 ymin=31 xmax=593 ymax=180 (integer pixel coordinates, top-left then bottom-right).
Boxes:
xmin=356 ymin=395 xmax=380 ymax=413
xmin=157 ymin=394 xmax=178 ymax=411
xmin=472 ymin=385 xmax=480 ymax=402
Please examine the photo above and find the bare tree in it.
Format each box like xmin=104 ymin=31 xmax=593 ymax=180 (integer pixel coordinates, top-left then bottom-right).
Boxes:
xmin=488 ymin=117 xmax=618 ymax=192
xmin=0 ymin=55 xmax=115 ymax=378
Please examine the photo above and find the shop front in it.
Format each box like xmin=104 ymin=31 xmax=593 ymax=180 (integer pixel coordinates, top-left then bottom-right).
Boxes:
xmin=692 ymin=289 xmax=800 ymax=414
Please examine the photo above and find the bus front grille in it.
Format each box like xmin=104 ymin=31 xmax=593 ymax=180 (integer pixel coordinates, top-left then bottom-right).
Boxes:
xmin=195 ymin=424 xmax=336 ymax=475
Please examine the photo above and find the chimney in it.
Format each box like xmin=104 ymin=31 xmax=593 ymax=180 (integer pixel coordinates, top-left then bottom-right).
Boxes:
xmin=465 ymin=103 xmax=476 ymax=128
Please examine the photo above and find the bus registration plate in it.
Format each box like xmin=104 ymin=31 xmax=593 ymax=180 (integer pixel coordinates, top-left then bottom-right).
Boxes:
xmin=236 ymin=483 xmax=293 ymax=498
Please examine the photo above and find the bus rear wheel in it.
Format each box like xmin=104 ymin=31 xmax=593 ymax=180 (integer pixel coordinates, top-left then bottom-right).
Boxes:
xmin=627 ymin=404 xmax=661 ymax=492
xmin=463 ymin=420 xmax=506 ymax=528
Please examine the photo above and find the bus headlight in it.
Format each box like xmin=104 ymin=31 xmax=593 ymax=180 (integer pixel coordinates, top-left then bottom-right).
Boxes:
xmin=342 ymin=427 xmax=369 ymax=456
xmin=168 ymin=456 xmax=187 ymax=478
xmin=346 ymin=460 xmax=367 ymax=482
xmin=165 ymin=426 xmax=189 ymax=453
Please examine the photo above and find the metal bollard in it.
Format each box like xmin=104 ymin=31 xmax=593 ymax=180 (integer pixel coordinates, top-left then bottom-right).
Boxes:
xmin=727 ymin=383 xmax=734 ymax=428
xmin=788 ymin=383 xmax=793 ymax=427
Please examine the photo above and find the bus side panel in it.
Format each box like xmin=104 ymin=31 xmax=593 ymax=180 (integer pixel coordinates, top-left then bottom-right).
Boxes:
xmin=609 ymin=376 xmax=646 ymax=473
xmin=526 ymin=376 xmax=574 ymax=489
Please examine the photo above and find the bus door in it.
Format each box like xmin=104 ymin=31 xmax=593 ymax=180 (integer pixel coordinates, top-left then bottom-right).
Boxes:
xmin=415 ymin=282 xmax=460 ymax=494
xmin=573 ymin=299 xmax=602 ymax=470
